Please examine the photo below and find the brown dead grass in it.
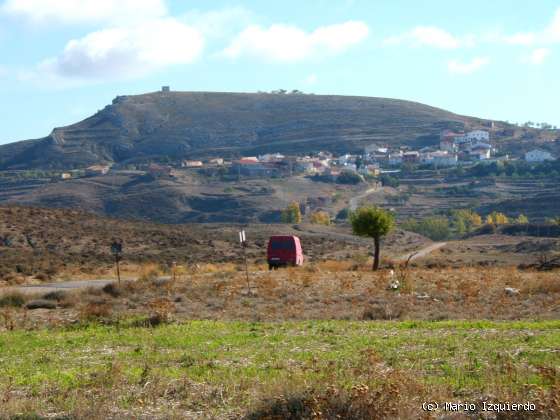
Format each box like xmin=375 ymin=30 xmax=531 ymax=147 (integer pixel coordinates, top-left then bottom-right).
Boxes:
xmin=2 ymin=264 xmax=558 ymax=330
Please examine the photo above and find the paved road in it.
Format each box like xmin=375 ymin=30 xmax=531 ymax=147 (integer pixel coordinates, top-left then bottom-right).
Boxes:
xmin=396 ymin=242 xmax=447 ymax=263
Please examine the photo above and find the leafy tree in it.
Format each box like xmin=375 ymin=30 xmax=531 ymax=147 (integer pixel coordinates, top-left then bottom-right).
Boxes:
xmin=337 ymin=170 xmax=363 ymax=185
xmin=515 ymin=214 xmax=529 ymax=224
xmin=281 ymin=202 xmax=302 ymax=224
xmin=379 ymin=174 xmax=400 ymax=188
xmin=310 ymin=211 xmax=331 ymax=226
xmin=451 ymin=209 xmax=482 ymax=234
xmin=493 ymin=212 xmax=509 ymax=225
xmin=350 ymin=206 xmax=395 ymax=270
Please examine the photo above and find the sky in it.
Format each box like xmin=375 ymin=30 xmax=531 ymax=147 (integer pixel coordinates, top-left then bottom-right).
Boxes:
xmin=0 ymin=0 xmax=559 ymax=145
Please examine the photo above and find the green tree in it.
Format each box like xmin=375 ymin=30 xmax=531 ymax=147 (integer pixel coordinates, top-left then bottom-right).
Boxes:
xmin=350 ymin=206 xmax=395 ymax=270
xmin=515 ymin=214 xmax=529 ymax=224
xmin=452 ymin=209 xmax=482 ymax=234
xmin=281 ymin=202 xmax=302 ymax=224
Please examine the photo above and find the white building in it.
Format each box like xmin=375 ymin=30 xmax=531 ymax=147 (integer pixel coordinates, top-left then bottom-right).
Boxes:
xmin=463 ymin=130 xmax=490 ymax=142
xmin=258 ymin=153 xmax=285 ymax=162
xmin=469 ymin=144 xmax=492 ymax=160
xmin=525 ymin=149 xmax=555 ymax=163
xmin=423 ymin=151 xmax=458 ymax=167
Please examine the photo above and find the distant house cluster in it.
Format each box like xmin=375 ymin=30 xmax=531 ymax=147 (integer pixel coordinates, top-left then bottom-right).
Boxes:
xmin=524 ymin=149 xmax=555 ymax=163
xmin=358 ymin=128 xmax=497 ymax=170
xmin=439 ymin=129 xmax=493 ymax=162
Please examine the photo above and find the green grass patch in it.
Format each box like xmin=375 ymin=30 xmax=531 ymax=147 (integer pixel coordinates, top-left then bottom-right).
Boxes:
xmin=0 ymin=320 xmax=558 ymax=415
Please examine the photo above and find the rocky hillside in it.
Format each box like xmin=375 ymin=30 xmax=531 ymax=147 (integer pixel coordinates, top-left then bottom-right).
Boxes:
xmin=0 ymin=91 xmax=498 ymax=170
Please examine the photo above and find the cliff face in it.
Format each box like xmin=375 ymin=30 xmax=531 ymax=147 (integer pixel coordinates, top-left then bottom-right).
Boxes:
xmin=0 ymin=91 xmax=478 ymax=170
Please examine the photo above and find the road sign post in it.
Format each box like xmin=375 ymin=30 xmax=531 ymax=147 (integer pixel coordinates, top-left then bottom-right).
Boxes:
xmin=239 ymin=230 xmax=250 ymax=294
xmin=110 ymin=239 xmax=123 ymax=285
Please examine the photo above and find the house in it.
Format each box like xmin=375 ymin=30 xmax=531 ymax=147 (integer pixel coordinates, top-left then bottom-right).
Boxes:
xmin=85 ymin=165 xmax=110 ymax=177
xmin=240 ymin=156 xmax=259 ymax=163
xmin=148 ymin=163 xmax=173 ymax=177
xmin=208 ymin=158 xmax=224 ymax=166
xmin=359 ymin=164 xmax=381 ymax=176
xmin=183 ymin=160 xmax=203 ymax=168
xmin=423 ymin=151 xmax=458 ymax=167
xmin=469 ymin=144 xmax=492 ymax=160
xmin=440 ymin=138 xmax=458 ymax=152
xmin=60 ymin=172 xmax=72 ymax=180
xmin=233 ymin=160 xmax=279 ymax=177
xmin=463 ymin=130 xmax=490 ymax=142
xmin=403 ymin=151 xmax=420 ymax=163
xmin=525 ymin=149 xmax=555 ymax=163
xmin=388 ymin=152 xmax=403 ymax=166
xmin=258 ymin=153 xmax=285 ymax=162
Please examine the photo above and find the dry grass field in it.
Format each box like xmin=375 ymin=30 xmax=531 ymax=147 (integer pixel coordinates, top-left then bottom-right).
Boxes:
xmin=1 ymin=207 xmax=559 ymax=418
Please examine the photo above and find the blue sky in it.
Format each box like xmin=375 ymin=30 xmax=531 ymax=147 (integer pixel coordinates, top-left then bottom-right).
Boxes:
xmin=0 ymin=0 xmax=559 ymax=145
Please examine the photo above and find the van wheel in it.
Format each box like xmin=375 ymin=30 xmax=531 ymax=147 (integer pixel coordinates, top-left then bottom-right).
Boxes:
xmin=268 ymin=264 xmax=273 ymax=271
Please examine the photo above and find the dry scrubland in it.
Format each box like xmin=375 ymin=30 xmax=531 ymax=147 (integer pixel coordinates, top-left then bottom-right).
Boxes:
xmin=1 ymin=208 xmax=560 ymax=418
xmin=0 ymin=264 xmax=559 ymax=418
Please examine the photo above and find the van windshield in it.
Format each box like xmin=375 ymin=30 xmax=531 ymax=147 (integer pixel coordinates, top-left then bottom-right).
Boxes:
xmin=270 ymin=241 xmax=295 ymax=251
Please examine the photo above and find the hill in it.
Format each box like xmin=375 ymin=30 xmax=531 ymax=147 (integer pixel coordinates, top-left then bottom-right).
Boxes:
xmin=0 ymin=90 xmax=498 ymax=170
xmin=0 ymin=206 xmax=431 ymax=282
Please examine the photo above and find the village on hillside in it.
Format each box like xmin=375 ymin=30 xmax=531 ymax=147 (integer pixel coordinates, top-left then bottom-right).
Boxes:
xmin=43 ymin=128 xmax=557 ymax=183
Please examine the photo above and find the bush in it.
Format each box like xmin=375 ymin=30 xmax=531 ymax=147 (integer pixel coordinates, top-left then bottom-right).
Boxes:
xmin=336 ymin=208 xmax=350 ymax=221
xmin=401 ymin=217 xmax=450 ymax=241
xmin=336 ymin=171 xmax=363 ymax=185
xmin=0 ymin=292 xmax=26 ymax=308
xmin=25 ymin=299 xmax=57 ymax=310
xmin=281 ymin=202 xmax=302 ymax=224
xmin=379 ymin=174 xmax=400 ymax=188
xmin=309 ymin=211 xmax=331 ymax=226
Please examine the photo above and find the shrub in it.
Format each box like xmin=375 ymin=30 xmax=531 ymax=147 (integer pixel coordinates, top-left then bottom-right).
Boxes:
xmin=281 ymin=202 xmax=302 ymax=224
xmin=336 ymin=171 xmax=363 ymax=185
xmin=309 ymin=211 xmax=331 ymax=226
xmin=0 ymin=292 xmax=26 ymax=308
xmin=336 ymin=208 xmax=350 ymax=221
xmin=138 ymin=263 xmax=162 ymax=282
xmin=379 ymin=174 xmax=400 ymax=188
xmin=401 ymin=217 xmax=450 ymax=241
xmin=25 ymin=299 xmax=57 ymax=310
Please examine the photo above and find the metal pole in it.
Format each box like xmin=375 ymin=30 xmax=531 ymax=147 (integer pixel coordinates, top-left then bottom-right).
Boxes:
xmin=115 ymin=255 xmax=121 ymax=285
xmin=243 ymin=242 xmax=250 ymax=294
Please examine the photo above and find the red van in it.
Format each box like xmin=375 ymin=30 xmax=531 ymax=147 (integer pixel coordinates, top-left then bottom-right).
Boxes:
xmin=267 ymin=236 xmax=304 ymax=270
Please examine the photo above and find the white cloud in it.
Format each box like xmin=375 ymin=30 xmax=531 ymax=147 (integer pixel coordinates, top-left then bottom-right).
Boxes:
xmin=221 ymin=21 xmax=369 ymax=62
xmin=544 ymin=8 xmax=560 ymax=43
xmin=503 ymin=32 xmax=536 ymax=46
xmin=33 ymin=18 xmax=203 ymax=81
xmin=183 ymin=7 xmax=254 ymax=39
xmin=447 ymin=57 xmax=489 ymax=74
xmin=385 ymin=26 xmax=473 ymax=49
xmin=304 ymin=73 xmax=318 ymax=85
xmin=502 ymin=7 xmax=560 ymax=46
xmin=522 ymin=47 xmax=551 ymax=65
xmin=1 ymin=0 xmax=167 ymax=25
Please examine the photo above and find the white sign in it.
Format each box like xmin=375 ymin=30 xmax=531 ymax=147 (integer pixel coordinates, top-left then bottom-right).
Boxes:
xmin=238 ymin=230 xmax=246 ymax=243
